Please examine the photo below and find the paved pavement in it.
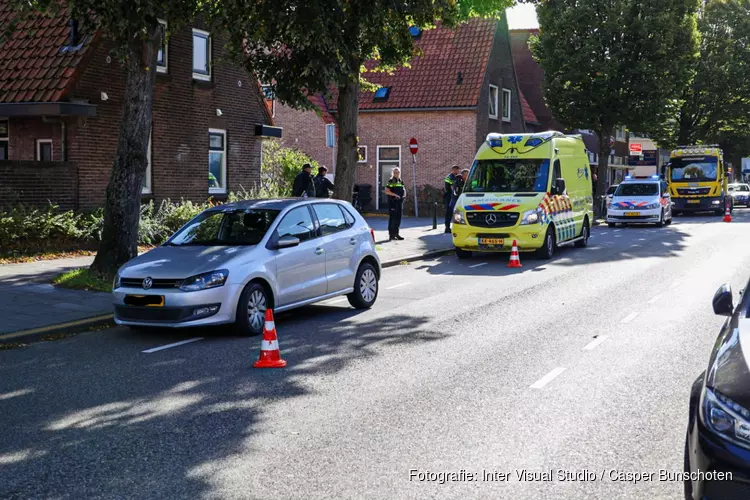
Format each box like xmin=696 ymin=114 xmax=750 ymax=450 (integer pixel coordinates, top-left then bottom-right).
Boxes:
xmin=0 ymin=217 xmax=451 ymax=336
xmin=2 ymin=210 xmax=748 ymax=498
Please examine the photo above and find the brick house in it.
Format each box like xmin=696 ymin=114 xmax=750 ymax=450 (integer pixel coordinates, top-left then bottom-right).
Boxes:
xmin=273 ymin=17 xmax=527 ymax=213
xmin=0 ymin=1 xmax=279 ymax=210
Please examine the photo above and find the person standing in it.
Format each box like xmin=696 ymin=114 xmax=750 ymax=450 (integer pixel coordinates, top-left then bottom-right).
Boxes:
xmin=453 ymin=168 xmax=469 ymax=202
xmin=444 ymin=165 xmax=460 ymax=233
xmin=292 ymin=163 xmax=315 ymax=197
xmin=385 ymin=167 xmax=405 ymax=241
xmin=313 ymin=166 xmax=335 ymax=198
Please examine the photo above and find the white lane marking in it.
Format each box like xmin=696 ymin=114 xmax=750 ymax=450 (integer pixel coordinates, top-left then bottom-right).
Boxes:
xmin=469 ymin=262 xmax=488 ymax=268
xmin=530 ymin=367 xmax=567 ymax=389
xmin=621 ymin=312 xmax=639 ymax=324
xmin=386 ymin=282 xmax=411 ymax=290
xmin=648 ymin=293 xmax=663 ymax=305
xmin=440 ymin=271 xmax=454 ymax=275
xmin=583 ymin=336 xmax=607 ymax=351
xmin=142 ymin=337 xmax=203 ymax=353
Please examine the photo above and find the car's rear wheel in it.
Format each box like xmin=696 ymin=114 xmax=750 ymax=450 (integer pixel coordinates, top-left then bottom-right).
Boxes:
xmin=234 ymin=282 xmax=268 ymax=336
xmin=536 ymin=226 xmax=555 ymax=259
xmin=455 ymin=247 xmax=472 ymax=259
xmin=656 ymin=210 xmax=666 ymax=227
xmin=348 ymin=262 xmax=378 ymax=309
xmin=575 ymin=218 xmax=590 ymax=248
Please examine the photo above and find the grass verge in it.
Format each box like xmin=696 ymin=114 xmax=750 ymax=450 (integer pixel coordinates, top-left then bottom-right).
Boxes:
xmin=53 ymin=268 xmax=112 ymax=293
xmin=0 ymin=245 xmax=156 ymax=265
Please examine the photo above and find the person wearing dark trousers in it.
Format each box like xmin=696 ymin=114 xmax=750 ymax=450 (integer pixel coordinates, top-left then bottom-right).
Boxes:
xmin=385 ymin=167 xmax=405 ymax=241
xmin=313 ymin=166 xmax=335 ymax=198
xmin=444 ymin=165 xmax=460 ymax=233
xmin=292 ymin=163 xmax=315 ymax=197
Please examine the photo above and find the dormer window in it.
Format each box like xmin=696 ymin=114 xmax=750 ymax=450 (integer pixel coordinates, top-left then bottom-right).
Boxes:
xmin=409 ymin=26 xmax=423 ymax=39
xmin=373 ymin=87 xmax=391 ymax=102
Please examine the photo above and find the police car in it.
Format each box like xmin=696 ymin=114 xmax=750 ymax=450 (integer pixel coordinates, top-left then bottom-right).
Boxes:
xmin=728 ymin=183 xmax=750 ymax=208
xmin=606 ymin=176 xmax=672 ymax=227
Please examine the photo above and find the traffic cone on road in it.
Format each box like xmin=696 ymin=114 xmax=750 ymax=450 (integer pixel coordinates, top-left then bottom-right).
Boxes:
xmin=507 ymin=240 xmax=523 ymax=268
xmin=253 ymin=309 xmax=287 ymax=368
xmin=724 ymin=203 xmax=732 ymax=223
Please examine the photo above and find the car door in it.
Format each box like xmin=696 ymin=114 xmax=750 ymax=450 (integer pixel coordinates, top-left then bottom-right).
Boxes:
xmin=312 ymin=203 xmax=357 ymax=294
xmin=273 ymin=206 xmax=327 ymax=306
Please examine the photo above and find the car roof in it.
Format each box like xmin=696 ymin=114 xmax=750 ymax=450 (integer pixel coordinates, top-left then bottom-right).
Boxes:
xmin=208 ymin=198 xmax=349 ymax=212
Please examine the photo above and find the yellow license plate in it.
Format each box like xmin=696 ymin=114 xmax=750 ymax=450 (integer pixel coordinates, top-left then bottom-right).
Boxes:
xmin=479 ymin=238 xmax=504 ymax=245
xmin=624 ymin=212 xmax=640 ymax=216
xmin=124 ymin=295 xmax=165 ymax=307
xmin=688 ymin=199 xmax=700 ymax=204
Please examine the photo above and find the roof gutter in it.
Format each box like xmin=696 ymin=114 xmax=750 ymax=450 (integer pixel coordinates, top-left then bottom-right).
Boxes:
xmin=0 ymin=102 xmax=96 ymax=117
xmin=332 ymin=106 xmax=476 ymax=114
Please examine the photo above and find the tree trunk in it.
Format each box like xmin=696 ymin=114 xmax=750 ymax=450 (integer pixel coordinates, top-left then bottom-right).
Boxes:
xmin=90 ymin=28 xmax=160 ymax=277
xmin=594 ymin=128 xmax=613 ymax=219
xmin=332 ymin=76 xmax=360 ymax=205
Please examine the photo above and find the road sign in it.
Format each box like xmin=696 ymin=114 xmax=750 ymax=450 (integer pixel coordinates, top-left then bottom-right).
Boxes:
xmin=325 ymin=123 xmax=336 ymax=148
xmin=409 ymin=138 xmax=418 ymax=155
xmin=629 ymin=143 xmax=643 ymax=154
xmin=609 ymin=137 xmax=615 ymax=148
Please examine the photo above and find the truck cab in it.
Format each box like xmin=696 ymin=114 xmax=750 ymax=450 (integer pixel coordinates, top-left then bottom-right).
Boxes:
xmin=668 ymin=146 xmax=732 ymax=216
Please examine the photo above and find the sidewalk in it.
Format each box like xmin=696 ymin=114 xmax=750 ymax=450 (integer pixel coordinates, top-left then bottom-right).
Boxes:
xmin=0 ymin=217 xmax=453 ymax=340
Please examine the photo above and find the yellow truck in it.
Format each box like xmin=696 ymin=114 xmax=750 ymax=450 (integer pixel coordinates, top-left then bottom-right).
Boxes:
xmin=452 ymin=132 xmax=593 ymax=259
xmin=668 ymin=145 xmax=732 ymax=216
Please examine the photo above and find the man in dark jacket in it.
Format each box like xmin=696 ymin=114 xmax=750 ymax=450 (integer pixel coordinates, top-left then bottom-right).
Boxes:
xmin=444 ymin=165 xmax=460 ymax=233
xmin=292 ymin=163 xmax=315 ymax=197
xmin=313 ymin=166 xmax=335 ymax=198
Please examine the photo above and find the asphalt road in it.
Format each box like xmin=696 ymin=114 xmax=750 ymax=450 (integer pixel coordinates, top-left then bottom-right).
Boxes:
xmin=3 ymin=211 xmax=750 ymax=499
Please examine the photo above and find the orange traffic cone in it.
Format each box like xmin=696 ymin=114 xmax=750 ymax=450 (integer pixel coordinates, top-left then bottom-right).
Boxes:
xmin=724 ymin=203 xmax=732 ymax=223
xmin=253 ymin=309 xmax=287 ymax=368
xmin=507 ymin=240 xmax=523 ymax=268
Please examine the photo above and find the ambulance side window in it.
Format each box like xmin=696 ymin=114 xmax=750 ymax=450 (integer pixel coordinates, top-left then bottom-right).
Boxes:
xmin=551 ymin=160 xmax=562 ymax=189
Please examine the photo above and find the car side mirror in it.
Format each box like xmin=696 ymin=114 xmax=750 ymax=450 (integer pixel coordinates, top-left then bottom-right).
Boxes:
xmin=712 ymin=284 xmax=734 ymax=317
xmin=554 ymin=178 xmax=566 ymax=195
xmin=276 ymin=235 xmax=301 ymax=249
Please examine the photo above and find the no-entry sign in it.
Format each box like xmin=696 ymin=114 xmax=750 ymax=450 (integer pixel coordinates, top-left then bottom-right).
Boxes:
xmin=629 ymin=143 xmax=643 ymax=154
xmin=409 ymin=138 xmax=418 ymax=155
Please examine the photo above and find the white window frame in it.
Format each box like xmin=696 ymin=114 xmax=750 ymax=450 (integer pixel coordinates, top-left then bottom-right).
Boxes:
xmin=357 ymin=145 xmax=368 ymax=163
xmin=376 ymin=145 xmax=401 ymax=211
xmin=488 ymin=84 xmax=499 ymax=120
xmin=502 ymin=88 xmax=512 ymax=122
xmin=0 ymin=118 xmax=8 ymax=160
xmin=36 ymin=139 xmax=53 ymax=161
xmin=156 ymin=20 xmax=168 ymax=74
xmin=142 ymin=129 xmax=152 ymax=194
xmin=192 ymin=28 xmax=211 ymax=81
xmin=208 ymin=128 xmax=227 ymax=194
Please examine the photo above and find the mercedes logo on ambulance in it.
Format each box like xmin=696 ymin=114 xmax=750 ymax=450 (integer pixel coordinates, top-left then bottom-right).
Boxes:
xmin=142 ymin=277 xmax=153 ymax=290
xmin=485 ymin=214 xmax=498 ymax=225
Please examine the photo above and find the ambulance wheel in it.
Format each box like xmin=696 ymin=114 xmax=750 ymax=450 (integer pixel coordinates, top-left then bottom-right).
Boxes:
xmin=575 ymin=218 xmax=590 ymax=248
xmin=536 ymin=227 xmax=555 ymax=260
xmin=455 ymin=247 xmax=472 ymax=259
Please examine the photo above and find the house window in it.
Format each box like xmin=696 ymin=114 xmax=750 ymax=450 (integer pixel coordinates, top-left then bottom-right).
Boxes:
xmin=0 ymin=119 xmax=7 ymax=160
xmin=377 ymin=145 xmax=401 ymax=209
xmin=615 ymin=126 xmax=626 ymax=142
xmin=142 ymin=129 xmax=152 ymax=194
xmin=502 ymin=88 xmax=512 ymax=122
xmin=156 ymin=20 xmax=168 ymax=74
xmin=36 ymin=139 xmax=52 ymax=161
xmin=373 ymin=87 xmax=391 ymax=102
xmin=489 ymin=85 xmax=499 ymax=119
xmin=261 ymin=83 xmax=275 ymax=117
xmin=357 ymin=146 xmax=367 ymax=163
xmin=192 ymin=28 xmax=211 ymax=81
xmin=208 ymin=129 xmax=226 ymax=193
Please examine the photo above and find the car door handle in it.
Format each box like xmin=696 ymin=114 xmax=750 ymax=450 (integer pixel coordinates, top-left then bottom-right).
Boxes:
xmin=349 ymin=237 xmax=357 ymax=245
xmin=315 ymin=248 xmax=324 ymax=255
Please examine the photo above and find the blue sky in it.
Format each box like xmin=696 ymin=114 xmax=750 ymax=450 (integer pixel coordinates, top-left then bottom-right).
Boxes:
xmin=506 ymin=3 xmax=539 ymax=29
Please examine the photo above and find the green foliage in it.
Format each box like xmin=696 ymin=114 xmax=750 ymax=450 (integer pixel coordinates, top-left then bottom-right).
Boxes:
xmin=53 ymin=268 xmax=112 ymax=293
xmin=260 ymin=140 xmax=319 ymax=197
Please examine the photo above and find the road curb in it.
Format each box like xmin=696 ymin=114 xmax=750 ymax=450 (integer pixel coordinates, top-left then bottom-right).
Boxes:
xmin=381 ymin=247 xmax=454 ymax=268
xmin=0 ymin=314 xmax=114 ymax=345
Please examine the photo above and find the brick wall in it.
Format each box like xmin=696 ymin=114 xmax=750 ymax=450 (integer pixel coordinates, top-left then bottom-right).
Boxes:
xmin=6 ymin=118 xmax=64 ymax=162
xmin=0 ymin=161 xmax=77 ymax=209
xmin=275 ymin=102 xmax=333 ymax=172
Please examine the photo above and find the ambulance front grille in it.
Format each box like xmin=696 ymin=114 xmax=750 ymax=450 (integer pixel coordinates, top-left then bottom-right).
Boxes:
xmin=466 ymin=212 xmax=519 ymax=228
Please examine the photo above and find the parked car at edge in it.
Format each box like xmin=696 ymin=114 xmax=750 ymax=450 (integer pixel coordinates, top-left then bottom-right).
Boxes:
xmin=685 ymin=282 xmax=750 ymax=499
xmin=728 ymin=183 xmax=750 ymax=208
xmin=112 ymin=199 xmax=381 ymax=335
xmin=606 ymin=184 xmax=619 ymax=209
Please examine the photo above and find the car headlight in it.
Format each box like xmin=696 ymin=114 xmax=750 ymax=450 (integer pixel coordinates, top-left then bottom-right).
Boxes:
xmin=113 ymin=274 xmax=121 ymax=289
xmin=453 ymin=210 xmax=466 ymax=225
xmin=644 ymin=203 xmax=660 ymax=210
xmin=520 ymin=208 xmax=543 ymax=225
xmin=701 ymin=387 xmax=750 ymax=449
xmin=179 ymin=270 xmax=229 ymax=292
xmin=712 ymin=200 xmax=721 ymax=205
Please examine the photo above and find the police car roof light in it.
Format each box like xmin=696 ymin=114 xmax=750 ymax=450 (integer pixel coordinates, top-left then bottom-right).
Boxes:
xmin=625 ymin=175 xmax=632 ymax=180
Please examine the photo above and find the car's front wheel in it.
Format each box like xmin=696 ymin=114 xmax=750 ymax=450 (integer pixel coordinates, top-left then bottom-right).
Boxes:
xmin=234 ymin=282 xmax=269 ymax=336
xmin=536 ymin=226 xmax=555 ymax=259
xmin=455 ymin=247 xmax=472 ymax=259
xmin=575 ymin=218 xmax=590 ymax=248
xmin=348 ymin=262 xmax=378 ymax=309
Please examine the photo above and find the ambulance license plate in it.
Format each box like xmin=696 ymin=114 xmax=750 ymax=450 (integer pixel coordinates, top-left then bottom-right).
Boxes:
xmin=479 ymin=238 xmax=504 ymax=245
xmin=624 ymin=212 xmax=640 ymax=217
xmin=688 ymin=199 xmax=700 ymax=204
xmin=124 ymin=295 xmax=165 ymax=307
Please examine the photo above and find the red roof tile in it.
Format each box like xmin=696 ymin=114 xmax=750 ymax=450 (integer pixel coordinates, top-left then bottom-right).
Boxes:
xmin=519 ymin=90 xmax=539 ymax=124
xmin=0 ymin=0 xmax=93 ymax=103
xmin=329 ymin=19 xmax=498 ymax=111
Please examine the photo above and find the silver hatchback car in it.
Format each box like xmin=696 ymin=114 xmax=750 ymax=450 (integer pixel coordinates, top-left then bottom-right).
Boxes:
xmin=113 ymin=199 xmax=381 ymax=335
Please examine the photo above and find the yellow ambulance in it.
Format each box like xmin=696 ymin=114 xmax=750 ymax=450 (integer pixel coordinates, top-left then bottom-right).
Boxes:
xmin=452 ymin=131 xmax=594 ymax=259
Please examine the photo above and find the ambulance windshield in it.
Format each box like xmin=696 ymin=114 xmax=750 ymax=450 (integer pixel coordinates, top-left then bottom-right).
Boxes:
xmin=467 ymin=159 xmax=551 ymax=193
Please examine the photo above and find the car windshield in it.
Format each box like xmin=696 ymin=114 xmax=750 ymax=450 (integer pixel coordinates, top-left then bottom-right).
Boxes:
xmin=167 ymin=209 xmax=280 ymax=246
xmin=615 ymin=183 xmax=658 ymax=196
xmin=466 ymin=159 xmax=551 ymax=193
xmin=729 ymin=184 xmax=750 ymax=192
xmin=670 ymin=156 xmax=719 ymax=182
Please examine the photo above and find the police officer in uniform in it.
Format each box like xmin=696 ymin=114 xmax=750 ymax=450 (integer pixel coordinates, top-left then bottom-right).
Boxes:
xmin=385 ymin=167 xmax=405 ymax=241
xmin=444 ymin=165 xmax=460 ymax=233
